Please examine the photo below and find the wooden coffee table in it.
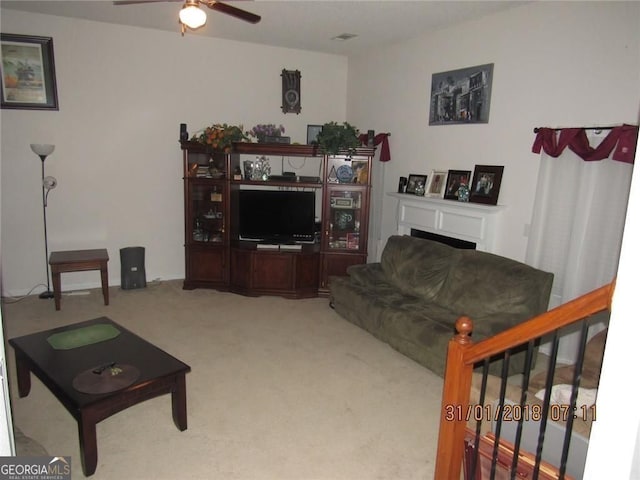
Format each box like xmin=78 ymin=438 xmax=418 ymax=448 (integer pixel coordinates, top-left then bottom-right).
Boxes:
xmin=9 ymin=317 xmax=191 ymax=476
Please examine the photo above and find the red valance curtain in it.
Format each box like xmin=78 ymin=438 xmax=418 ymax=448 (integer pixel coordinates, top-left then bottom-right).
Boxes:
xmin=358 ymin=133 xmax=391 ymax=162
xmin=532 ymin=124 xmax=638 ymax=164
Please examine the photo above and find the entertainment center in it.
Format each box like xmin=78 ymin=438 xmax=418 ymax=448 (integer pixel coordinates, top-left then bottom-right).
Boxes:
xmin=181 ymin=141 xmax=374 ymax=298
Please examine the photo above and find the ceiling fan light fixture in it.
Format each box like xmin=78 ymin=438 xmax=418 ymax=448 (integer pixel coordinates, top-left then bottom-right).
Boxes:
xmin=179 ymin=2 xmax=207 ymax=30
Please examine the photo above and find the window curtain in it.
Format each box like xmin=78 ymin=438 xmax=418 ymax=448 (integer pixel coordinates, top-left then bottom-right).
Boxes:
xmin=526 ymin=127 xmax=637 ymax=363
xmin=359 ymin=133 xmax=391 ymax=262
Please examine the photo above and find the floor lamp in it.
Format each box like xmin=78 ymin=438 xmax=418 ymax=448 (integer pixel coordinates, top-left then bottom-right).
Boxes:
xmin=30 ymin=143 xmax=56 ymax=299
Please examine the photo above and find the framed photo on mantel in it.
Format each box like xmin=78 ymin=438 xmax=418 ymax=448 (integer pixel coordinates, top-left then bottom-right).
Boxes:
xmin=425 ymin=170 xmax=448 ymax=197
xmin=444 ymin=170 xmax=471 ymax=201
xmin=406 ymin=174 xmax=427 ymax=195
xmin=470 ymin=165 xmax=504 ymax=205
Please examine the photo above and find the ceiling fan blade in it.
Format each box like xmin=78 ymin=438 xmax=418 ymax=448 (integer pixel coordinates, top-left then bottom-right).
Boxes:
xmin=206 ymin=1 xmax=261 ymax=24
xmin=113 ymin=0 xmax=181 ymax=5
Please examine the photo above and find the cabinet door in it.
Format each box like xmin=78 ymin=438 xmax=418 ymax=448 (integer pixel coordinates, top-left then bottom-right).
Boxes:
xmin=253 ymin=253 xmax=293 ymax=290
xmin=187 ymin=247 xmax=226 ymax=284
xmin=323 ymin=185 xmax=368 ymax=253
xmin=188 ymin=180 xmax=226 ymax=245
xmin=230 ymin=248 xmax=251 ymax=289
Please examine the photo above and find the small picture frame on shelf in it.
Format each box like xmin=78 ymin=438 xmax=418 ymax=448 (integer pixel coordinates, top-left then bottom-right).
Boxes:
xmin=406 ymin=174 xmax=427 ymax=194
xmin=425 ymin=170 xmax=448 ymax=197
xmin=346 ymin=233 xmax=360 ymax=250
xmin=470 ymin=165 xmax=504 ymax=205
xmin=351 ymin=160 xmax=368 ymax=184
xmin=444 ymin=170 xmax=472 ymax=200
xmin=307 ymin=125 xmax=323 ymax=145
xmin=333 ymin=209 xmax=355 ymax=230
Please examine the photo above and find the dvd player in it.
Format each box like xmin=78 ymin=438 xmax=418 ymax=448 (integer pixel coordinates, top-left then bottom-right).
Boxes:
xmin=267 ymin=175 xmax=321 ymax=183
xmin=297 ymin=176 xmax=321 ymax=183
xmin=268 ymin=175 xmax=296 ymax=182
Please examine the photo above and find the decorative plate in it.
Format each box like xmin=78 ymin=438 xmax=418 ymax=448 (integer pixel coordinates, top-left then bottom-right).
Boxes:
xmin=336 ymin=165 xmax=353 ymax=183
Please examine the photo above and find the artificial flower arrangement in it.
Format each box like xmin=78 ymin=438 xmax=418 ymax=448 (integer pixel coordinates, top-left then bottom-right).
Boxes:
xmin=192 ymin=123 xmax=249 ymax=152
xmin=249 ymin=124 xmax=285 ymax=142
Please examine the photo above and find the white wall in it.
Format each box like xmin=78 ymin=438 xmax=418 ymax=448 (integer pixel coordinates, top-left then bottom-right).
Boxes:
xmin=4 ymin=3 xmax=638 ymax=296
xmin=584 ymin=126 xmax=640 ymax=479
xmin=347 ymin=1 xmax=640 ymax=262
xmin=0 ymin=9 xmax=348 ymax=296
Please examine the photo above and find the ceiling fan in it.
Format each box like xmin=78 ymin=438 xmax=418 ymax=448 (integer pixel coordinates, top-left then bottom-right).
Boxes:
xmin=114 ymin=0 xmax=261 ymax=35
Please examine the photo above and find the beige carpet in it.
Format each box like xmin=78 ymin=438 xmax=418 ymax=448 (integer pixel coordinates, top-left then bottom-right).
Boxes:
xmin=1 ymin=280 xmax=443 ymax=480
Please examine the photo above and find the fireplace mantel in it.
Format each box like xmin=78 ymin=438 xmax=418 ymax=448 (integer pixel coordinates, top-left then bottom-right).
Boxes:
xmin=387 ymin=192 xmax=505 ymax=253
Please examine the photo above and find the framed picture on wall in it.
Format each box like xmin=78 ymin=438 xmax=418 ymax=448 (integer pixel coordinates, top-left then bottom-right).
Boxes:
xmin=444 ymin=170 xmax=472 ymax=200
xmin=1 ymin=34 xmax=58 ymax=110
xmin=406 ymin=174 xmax=427 ymax=194
xmin=470 ymin=165 xmax=504 ymax=205
xmin=425 ymin=170 xmax=448 ymax=197
xmin=428 ymin=63 xmax=493 ymax=125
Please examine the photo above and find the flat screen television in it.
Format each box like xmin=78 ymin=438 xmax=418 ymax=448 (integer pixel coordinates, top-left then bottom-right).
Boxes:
xmin=239 ymin=190 xmax=316 ymax=243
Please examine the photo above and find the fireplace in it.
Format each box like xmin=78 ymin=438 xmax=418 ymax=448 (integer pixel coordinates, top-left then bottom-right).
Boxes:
xmin=410 ymin=228 xmax=476 ymax=249
xmin=388 ymin=193 xmax=504 ymax=253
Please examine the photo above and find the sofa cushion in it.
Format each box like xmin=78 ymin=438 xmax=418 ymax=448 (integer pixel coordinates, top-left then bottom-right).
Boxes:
xmin=437 ymin=249 xmax=553 ymax=319
xmin=329 ymin=275 xmax=400 ymax=334
xmin=345 ymin=263 xmax=387 ymax=288
xmin=380 ymin=235 xmax=461 ymax=301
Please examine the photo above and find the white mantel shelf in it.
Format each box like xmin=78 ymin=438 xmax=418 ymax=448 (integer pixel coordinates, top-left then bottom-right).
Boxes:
xmin=387 ymin=192 xmax=505 ymax=253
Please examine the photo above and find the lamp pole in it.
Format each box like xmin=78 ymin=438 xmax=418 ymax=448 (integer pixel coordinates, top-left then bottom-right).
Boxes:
xmin=39 ymin=157 xmax=54 ymax=299
xmin=30 ymin=144 xmax=55 ymax=299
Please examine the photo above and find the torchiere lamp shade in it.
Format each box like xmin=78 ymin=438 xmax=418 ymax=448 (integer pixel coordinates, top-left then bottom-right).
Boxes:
xmin=30 ymin=144 xmax=55 ymax=157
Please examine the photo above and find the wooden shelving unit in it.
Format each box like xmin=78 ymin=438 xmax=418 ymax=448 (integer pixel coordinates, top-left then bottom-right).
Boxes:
xmin=181 ymin=141 xmax=374 ymax=298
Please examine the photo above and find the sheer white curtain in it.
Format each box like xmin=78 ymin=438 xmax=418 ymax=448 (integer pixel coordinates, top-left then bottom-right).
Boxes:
xmin=526 ymin=131 xmax=634 ymax=363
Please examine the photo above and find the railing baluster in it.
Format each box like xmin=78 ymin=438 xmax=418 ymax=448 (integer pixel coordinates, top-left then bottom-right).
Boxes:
xmin=534 ymin=330 xmax=560 ymax=480
xmin=558 ymin=318 xmax=590 ymax=478
xmin=490 ymin=349 xmax=511 ymax=480
xmin=470 ymin=360 xmax=491 ymax=479
xmin=510 ymin=339 xmax=536 ymax=479
xmin=434 ymin=282 xmax=615 ymax=480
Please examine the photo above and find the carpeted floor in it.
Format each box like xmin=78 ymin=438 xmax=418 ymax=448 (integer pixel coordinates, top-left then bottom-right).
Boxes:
xmin=1 ymin=280 xmax=443 ymax=479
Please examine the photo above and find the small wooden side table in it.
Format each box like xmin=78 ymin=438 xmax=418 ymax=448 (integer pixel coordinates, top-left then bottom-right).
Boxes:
xmin=49 ymin=249 xmax=109 ymax=311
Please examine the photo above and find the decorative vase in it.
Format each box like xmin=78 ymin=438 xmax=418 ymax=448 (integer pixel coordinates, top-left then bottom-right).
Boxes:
xmin=251 ymin=156 xmax=271 ymax=181
xmin=457 ymin=183 xmax=470 ymax=202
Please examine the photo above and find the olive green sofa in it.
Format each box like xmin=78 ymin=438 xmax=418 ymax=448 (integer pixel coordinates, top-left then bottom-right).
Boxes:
xmin=329 ymin=235 xmax=553 ymax=377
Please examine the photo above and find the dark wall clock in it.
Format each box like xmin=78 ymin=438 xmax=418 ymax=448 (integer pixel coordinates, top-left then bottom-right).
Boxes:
xmin=281 ymin=69 xmax=301 ymax=114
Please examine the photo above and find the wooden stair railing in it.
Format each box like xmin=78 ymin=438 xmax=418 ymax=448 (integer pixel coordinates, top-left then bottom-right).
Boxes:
xmin=434 ymin=281 xmax=615 ymax=479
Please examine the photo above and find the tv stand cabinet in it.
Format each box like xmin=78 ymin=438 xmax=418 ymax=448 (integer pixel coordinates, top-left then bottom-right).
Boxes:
xmin=181 ymin=141 xmax=374 ymax=298
xmin=229 ymin=242 xmax=319 ymax=299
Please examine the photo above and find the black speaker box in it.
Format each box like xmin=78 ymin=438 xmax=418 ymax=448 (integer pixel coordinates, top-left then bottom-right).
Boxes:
xmin=120 ymin=246 xmax=147 ymax=290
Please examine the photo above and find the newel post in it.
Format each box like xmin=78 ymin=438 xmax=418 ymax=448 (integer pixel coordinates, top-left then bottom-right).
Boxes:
xmin=434 ymin=316 xmax=475 ymax=480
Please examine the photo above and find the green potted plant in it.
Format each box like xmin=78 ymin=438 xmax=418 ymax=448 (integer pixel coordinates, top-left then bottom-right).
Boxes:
xmin=316 ymin=121 xmax=360 ymax=156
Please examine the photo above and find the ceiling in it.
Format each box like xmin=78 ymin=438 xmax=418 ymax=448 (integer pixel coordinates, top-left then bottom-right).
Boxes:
xmin=1 ymin=1 xmax=527 ymax=56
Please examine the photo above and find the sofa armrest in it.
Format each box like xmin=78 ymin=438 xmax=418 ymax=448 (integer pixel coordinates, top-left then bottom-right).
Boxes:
xmin=345 ymin=263 xmax=389 ymax=287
